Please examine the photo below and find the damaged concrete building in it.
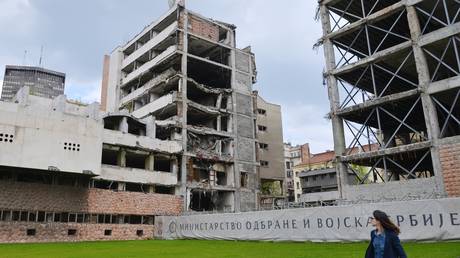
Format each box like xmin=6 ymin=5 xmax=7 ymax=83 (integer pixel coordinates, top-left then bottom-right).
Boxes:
xmin=102 ymin=3 xmax=259 ymax=212
xmin=319 ymin=0 xmax=460 ymax=203
xmin=0 ymin=87 xmax=183 ymax=242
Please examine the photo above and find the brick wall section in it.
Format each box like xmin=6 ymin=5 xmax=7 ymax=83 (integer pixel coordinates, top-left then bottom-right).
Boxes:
xmin=188 ymin=15 xmax=219 ymax=42
xmin=87 ymin=189 xmax=182 ymax=215
xmin=439 ymin=142 xmax=460 ymax=197
xmin=0 ymin=222 xmax=154 ymax=243
xmin=0 ymin=181 xmax=182 ymax=216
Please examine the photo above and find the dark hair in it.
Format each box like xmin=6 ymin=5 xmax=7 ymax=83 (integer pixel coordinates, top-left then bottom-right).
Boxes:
xmin=373 ymin=210 xmax=400 ymax=235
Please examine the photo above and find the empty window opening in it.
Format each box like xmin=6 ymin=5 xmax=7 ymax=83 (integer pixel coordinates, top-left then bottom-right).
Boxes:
xmin=26 ymin=229 xmax=36 ymax=236
xmin=125 ymin=152 xmax=148 ymax=169
xmin=103 ymin=117 xmax=120 ymax=131
xmin=154 ymin=157 xmax=172 ymax=173
xmin=20 ymin=211 xmax=28 ymax=222
xmin=221 ymin=116 xmax=229 ymax=132
xmin=136 ymin=230 xmax=144 ymax=237
xmin=129 ymin=216 xmax=142 ymax=224
xmin=155 ymin=186 xmax=175 ymax=195
xmin=127 ymin=118 xmax=146 ymax=136
xmin=125 ymin=183 xmax=144 ymax=193
xmin=216 ymin=171 xmax=227 ymax=186
xmin=101 ymin=148 xmax=118 ymax=166
xmin=104 ymin=229 xmax=112 ymax=236
xmin=240 ymin=172 xmax=248 ymax=188
xmin=68 ymin=229 xmax=77 ymax=236
xmin=28 ymin=212 xmax=36 ymax=222
xmin=260 ymin=160 xmax=269 ymax=167
xmin=259 ymin=143 xmax=268 ymax=150
xmin=37 ymin=211 xmax=46 ymax=222
xmin=257 ymin=109 xmax=266 ymax=115
xmin=92 ymin=180 xmax=119 ymax=190
xmin=258 ymin=125 xmax=267 ymax=132
xmin=190 ymin=190 xmax=214 ymax=211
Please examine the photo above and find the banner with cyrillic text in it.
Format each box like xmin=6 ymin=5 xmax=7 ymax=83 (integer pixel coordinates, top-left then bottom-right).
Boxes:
xmin=156 ymin=198 xmax=460 ymax=241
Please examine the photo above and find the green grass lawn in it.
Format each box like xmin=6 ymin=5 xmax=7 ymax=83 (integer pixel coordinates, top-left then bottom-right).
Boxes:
xmin=0 ymin=240 xmax=458 ymax=258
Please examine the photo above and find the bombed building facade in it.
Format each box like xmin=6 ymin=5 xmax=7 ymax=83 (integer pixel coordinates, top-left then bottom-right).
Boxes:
xmin=102 ymin=4 xmax=259 ymax=212
xmin=319 ymin=0 xmax=460 ymax=203
xmin=0 ymin=87 xmax=182 ymax=243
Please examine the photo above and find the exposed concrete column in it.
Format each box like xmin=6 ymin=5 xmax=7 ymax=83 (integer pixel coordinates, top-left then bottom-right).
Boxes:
xmin=229 ymin=26 xmax=241 ymax=212
xmin=117 ymin=182 xmax=126 ymax=191
xmin=145 ymin=116 xmax=156 ymax=138
xmin=179 ymin=8 xmax=190 ymax=210
xmin=120 ymin=117 xmax=129 ymax=133
xmin=406 ymin=6 xmax=446 ymax=196
xmin=216 ymin=93 xmax=223 ymax=108
xmin=320 ymin=4 xmax=347 ymax=199
xmin=216 ymin=115 xmax=222 ymax=131
xmin=148 ymin=185 xmax=155 ymax=193
xmin=171 ymin=158 xmax=179 ymax=176
xmin=117 ymin=148 xmax=126 ymax=167
xmin=145 ymin=154 xmax=155 ymax=171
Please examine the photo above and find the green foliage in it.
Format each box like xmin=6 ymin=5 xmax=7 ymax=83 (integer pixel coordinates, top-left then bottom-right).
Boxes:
xmin=0 ymin=240 xmax=458 ymax=258
xmin=261 ymin=181 xmax=282 ymax=196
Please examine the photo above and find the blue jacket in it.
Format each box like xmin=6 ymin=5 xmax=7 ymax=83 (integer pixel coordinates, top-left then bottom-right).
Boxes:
xmin=365 ymin=230 xmax=407 ymax=258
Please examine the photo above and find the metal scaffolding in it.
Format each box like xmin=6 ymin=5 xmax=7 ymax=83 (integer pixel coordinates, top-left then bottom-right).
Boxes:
xmin=319 ymin=0 xmax=460 ymax=202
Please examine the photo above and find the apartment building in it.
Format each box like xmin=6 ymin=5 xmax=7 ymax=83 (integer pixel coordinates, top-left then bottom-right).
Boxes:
xmin=284 ymin=143 xmax=310 ymax=202
xmin=253 ymin=91 xmax=285 ymax=209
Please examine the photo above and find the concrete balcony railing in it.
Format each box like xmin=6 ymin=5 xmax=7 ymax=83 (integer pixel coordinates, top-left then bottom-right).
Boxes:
xmin=131 ymin=92 xmax=179 ymax=119
xmin=122 ymin=21 xmax=178 ymax=70
xmin=100 ymin=164 xmax=177 ymax=186
xmin=122 ymin=45 xmax=177 ymax=86
xmin=102 ymin=129 xmax=181 ymax=154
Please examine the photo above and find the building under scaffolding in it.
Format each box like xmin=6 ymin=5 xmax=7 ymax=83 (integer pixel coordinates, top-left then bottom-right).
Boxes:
xmin=319 ymin=0 xmax=460 ymax=203
xmin=103 ymin=2 xmax=259 ymax=212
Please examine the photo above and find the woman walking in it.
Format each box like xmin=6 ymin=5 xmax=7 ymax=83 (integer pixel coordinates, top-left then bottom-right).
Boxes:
xmin=365 ymin=210 xmax=407 ymax=258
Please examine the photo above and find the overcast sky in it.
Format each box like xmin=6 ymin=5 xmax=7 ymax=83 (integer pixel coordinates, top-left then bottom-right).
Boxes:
xmin=0 ymin=0 xmax=333 ymax=153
